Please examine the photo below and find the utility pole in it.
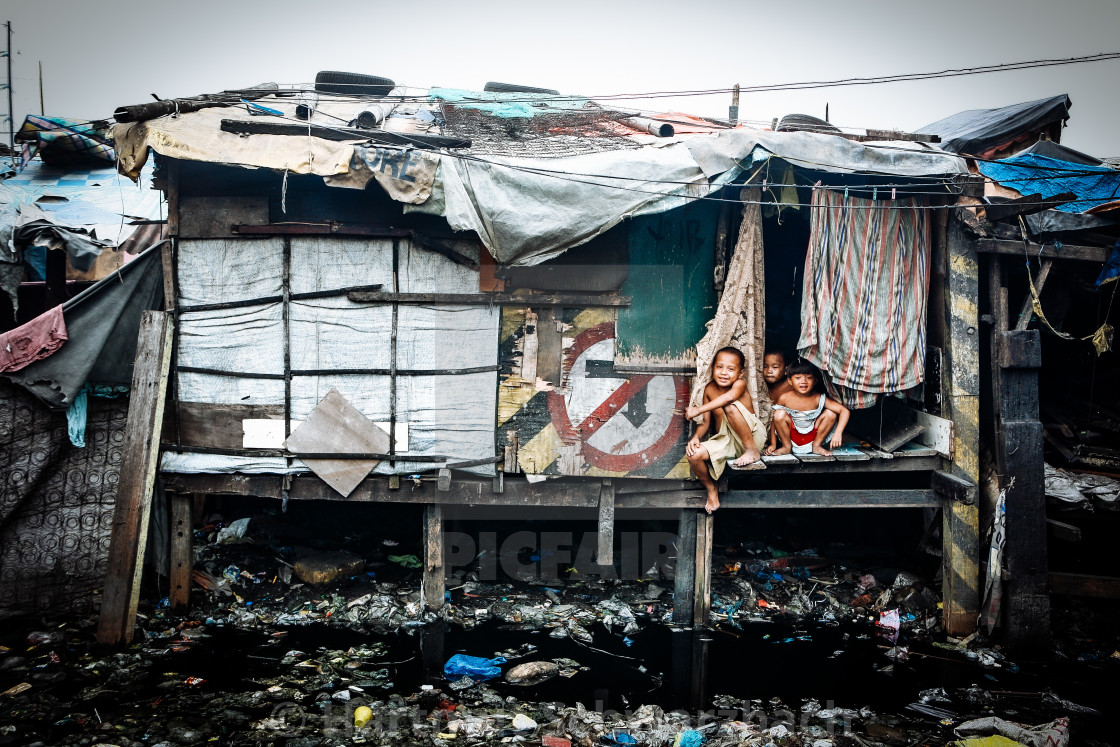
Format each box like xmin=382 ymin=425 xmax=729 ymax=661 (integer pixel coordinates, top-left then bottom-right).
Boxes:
xmin=3 ymin=21 xmax=13 ymax=169
xmin=729 ymin=83 xmax=740 ymax=125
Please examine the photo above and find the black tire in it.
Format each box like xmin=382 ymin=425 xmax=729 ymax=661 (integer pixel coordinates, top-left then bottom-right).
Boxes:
xmin=776 ymin=113 xmax=841 ymax=134
xmin=315 ymin=71 xmax=395 ymax=97
xmin=483 ymin=81 xmax=559 ymax=96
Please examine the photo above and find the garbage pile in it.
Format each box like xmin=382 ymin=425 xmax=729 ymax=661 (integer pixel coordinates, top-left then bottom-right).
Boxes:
xmin=0 ymin=616 xmax=1094 ymax=747
xmin=1044 ymin=464 xmax=1120 ymax=512
xmin=707 ymin=542 xmax=942 ymax=642
xmin=0 ymin=509 xmax=1107 ymax=746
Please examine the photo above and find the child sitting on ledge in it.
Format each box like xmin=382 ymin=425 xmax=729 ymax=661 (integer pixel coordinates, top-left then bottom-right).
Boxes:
xmin=685 ymin=346 xmax=767 ymax=514
xmin=765 ymin=358 xmax=850 ymax=458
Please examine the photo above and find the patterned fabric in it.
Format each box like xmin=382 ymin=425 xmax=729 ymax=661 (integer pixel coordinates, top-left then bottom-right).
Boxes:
xmin=798 ymin=188 xmax=930 ymax=408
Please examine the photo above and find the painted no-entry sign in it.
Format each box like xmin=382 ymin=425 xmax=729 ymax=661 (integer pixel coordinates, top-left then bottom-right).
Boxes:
xmin=548 ymin=322 xmax=689 ymax=473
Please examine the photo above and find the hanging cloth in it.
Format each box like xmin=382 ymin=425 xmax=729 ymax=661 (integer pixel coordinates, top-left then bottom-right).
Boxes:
xmin=798 ymin=187 xmax=931 ymax=408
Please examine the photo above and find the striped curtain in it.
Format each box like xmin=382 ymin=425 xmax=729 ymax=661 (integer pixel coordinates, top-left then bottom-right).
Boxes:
xmin=797 ymin=187 xmax=930 ymax=408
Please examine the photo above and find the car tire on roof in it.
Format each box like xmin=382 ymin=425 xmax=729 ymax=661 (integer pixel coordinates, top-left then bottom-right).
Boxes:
xmin=776 ymin=113 xmax=841 ymax=135
xmin=315 ymin=71 xmax=396 ymax=97
xmin=483 ymin=81 xmax=560 ymax=96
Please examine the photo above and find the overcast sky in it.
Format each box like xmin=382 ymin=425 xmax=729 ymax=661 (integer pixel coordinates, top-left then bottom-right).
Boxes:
xmin=4 ymin=0 xmax=1120 ymax=155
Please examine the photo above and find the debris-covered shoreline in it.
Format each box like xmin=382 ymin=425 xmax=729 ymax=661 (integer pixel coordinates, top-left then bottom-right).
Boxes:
xmin=1 ymin=509 xmax=1111 ymax=747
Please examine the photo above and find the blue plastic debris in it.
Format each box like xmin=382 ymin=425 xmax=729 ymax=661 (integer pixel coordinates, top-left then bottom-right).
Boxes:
xmin=676 ymin=730 xmax=705 ymax=747
xmin=443 ymin=654 xmax=507 ymax=682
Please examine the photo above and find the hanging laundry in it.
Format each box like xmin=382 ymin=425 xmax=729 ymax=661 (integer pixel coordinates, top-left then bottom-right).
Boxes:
xmin=0 ymin=305 xmax=68 ymax=373
xmin=798 ymin=188 xmax=930 ymax=408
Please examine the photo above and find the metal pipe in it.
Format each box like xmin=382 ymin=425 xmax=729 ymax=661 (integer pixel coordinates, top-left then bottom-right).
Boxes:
xmin=622 ymin=116 xmax=674 ymax=137
xmin=354 ymin=103 xmax=392 ymax=129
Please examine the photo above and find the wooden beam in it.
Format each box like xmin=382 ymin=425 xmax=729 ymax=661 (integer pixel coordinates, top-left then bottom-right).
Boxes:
xmin=422 ymin=504 xmax=445 ymax=611
xmin=1046 ymin=518 xmax=1082 ymax=543
xmin=597 ymin=480 xmax=615 ymax=566
xmin=347 ymin=291 xmax=631 ymax=307
xmin=931 ymin=471 xmax=976 ymax=505
xmin=169 ymin=493 xmax=192 ymax=612
xmin=977 ymin=238 xmax=1108 ymax=263
xmin=219 ymin=118 xmax=470 ymax=149
xmin=536 ymin=306 xmax=563 ymax=386
xmin=998 ymin=329 xmax=1042 ymax=369
xmin=720 ymin=489 xmax=941 ymax=509
xmin=160 ymin=241 xmax=176 ymax=312
xmin=1014 ymin=259 xmax=1052 ymax=331
xmin=1049 ymin=572 xmax=1120 ymax=599
xmin=159 ymin=472 xmax=947 ymax=508
xmin=863 ymin=129 xmax=940 ymax=143
xmin=672 ymin=509 xmax=697 ymax=625
xmin=96 ymin=311 xmax=174 ymax=645
xmin=166 ymin=159 xmax=179 ymax=237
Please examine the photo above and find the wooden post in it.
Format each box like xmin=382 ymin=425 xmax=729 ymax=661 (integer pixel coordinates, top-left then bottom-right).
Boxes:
xmin=939 ymin=216 xmax=981 ymax=636
xmin=169 ymin=493 xmax=192 ymax=612
xmin=422 ymin=503 xmax=445 ymax=610
xmin=986 ymin=246 xmax=1050 ymax=647
xmin=96 ymin=311 xmax=174 ymax=645
xmin=998 ymin=329 xmax=1049 ymax=647
xmin=420 ymin=623 xmax=447 ymax=684
xmin=693 ymin=512 xmax=713 ymax=627
xmin=672 ymin=509 xmax=697 ymax=625
xmin=597 ymin=479 xmax=615 ymax=566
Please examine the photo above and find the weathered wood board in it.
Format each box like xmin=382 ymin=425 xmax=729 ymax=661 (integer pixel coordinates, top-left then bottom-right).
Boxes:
xmin=497 ymin=307 xmax=691 ymax=478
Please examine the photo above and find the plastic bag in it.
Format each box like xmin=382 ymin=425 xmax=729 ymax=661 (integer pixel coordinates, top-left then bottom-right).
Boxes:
xmin=443 ymin=654 xmax=507 ymax=682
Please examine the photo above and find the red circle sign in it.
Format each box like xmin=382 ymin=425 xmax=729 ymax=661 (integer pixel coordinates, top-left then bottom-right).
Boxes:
xmin=548 ymin=322 xmax=690 ymax=473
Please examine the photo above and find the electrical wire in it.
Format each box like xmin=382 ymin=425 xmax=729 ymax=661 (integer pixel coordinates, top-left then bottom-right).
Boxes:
xmin=265 ymin=52 xmax=1120 ymax=104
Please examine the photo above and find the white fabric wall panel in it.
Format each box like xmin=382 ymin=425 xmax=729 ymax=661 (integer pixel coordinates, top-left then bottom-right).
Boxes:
xmin=169 ymin=235 xmax=498 ymax=476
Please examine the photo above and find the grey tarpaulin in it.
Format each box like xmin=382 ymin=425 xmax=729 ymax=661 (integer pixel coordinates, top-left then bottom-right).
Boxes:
xmin=1013 ymin=138 xmax=1102 ymax=166
xmin=421 ymin=142 xmax=719 ymax=266
xmin=2 ymin=243 xmax=164 ymax=409
xmin=685 ymin=129 xmax=969 ymax=181
xmin=916 ymin=94 xmax=1071 ymax=155
xmin=1025 ymin=208 xmax=1115 ymax=235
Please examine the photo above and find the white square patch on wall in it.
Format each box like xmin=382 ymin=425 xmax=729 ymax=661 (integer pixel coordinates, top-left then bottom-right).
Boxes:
xmin=243 ymin=419 xmax=408 ymax=450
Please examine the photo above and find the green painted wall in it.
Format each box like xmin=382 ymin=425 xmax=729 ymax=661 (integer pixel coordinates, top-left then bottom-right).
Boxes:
xmin=616 ymin=200 xmax=719 ymax=371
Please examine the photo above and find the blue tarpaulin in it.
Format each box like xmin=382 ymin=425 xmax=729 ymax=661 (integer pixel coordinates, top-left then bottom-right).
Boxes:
xmin=977 ymin=153 xmax=1120 ymax=213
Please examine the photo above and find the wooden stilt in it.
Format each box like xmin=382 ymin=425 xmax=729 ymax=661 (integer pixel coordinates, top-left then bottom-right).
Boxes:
xmin=672 ymin=509 xmax=697 ymax=625
xmin=693 ymin=512 xmax=713 ymax=627
xmin=169 ymin=493 xmax=193 ymax=612
xmin=420 ymin=623 xmax=446 ymax=684
xmin=596 ymin=479 xmax=615 ymax=565
xmin=422 ymin=503 xmax=445 ymax=610
xmin=96 ymin=310 xmax=174 ymax=645
xmin=939 ymin=217 xmax=981 ymax=637
xmin=998 ymin=331 xmax=1049 ymax=647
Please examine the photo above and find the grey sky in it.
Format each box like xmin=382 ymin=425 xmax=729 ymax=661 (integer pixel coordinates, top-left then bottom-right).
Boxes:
xmin=5 ymin=0 xmax=1120 ymax=155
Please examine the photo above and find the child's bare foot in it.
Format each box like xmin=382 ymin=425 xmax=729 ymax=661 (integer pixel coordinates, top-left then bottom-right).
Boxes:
xmin=704 ymin=486 xmax=720 ymax=514
xmin=767 ymin=444 xmax=792 ymax=456
xmin=812 ymin=444 xmax=833 ymax=457
xmin=732 ymin=449 xmax=761 ymax=467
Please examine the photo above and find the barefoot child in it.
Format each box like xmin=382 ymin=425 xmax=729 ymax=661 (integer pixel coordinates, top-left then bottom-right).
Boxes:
xmin=766 ymin=359 xmax=849 ymax=457
xmin=762 ymin=348 xmax=792 ymax=453
xmin=685 ymin=347 xmax=767 ymax=514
